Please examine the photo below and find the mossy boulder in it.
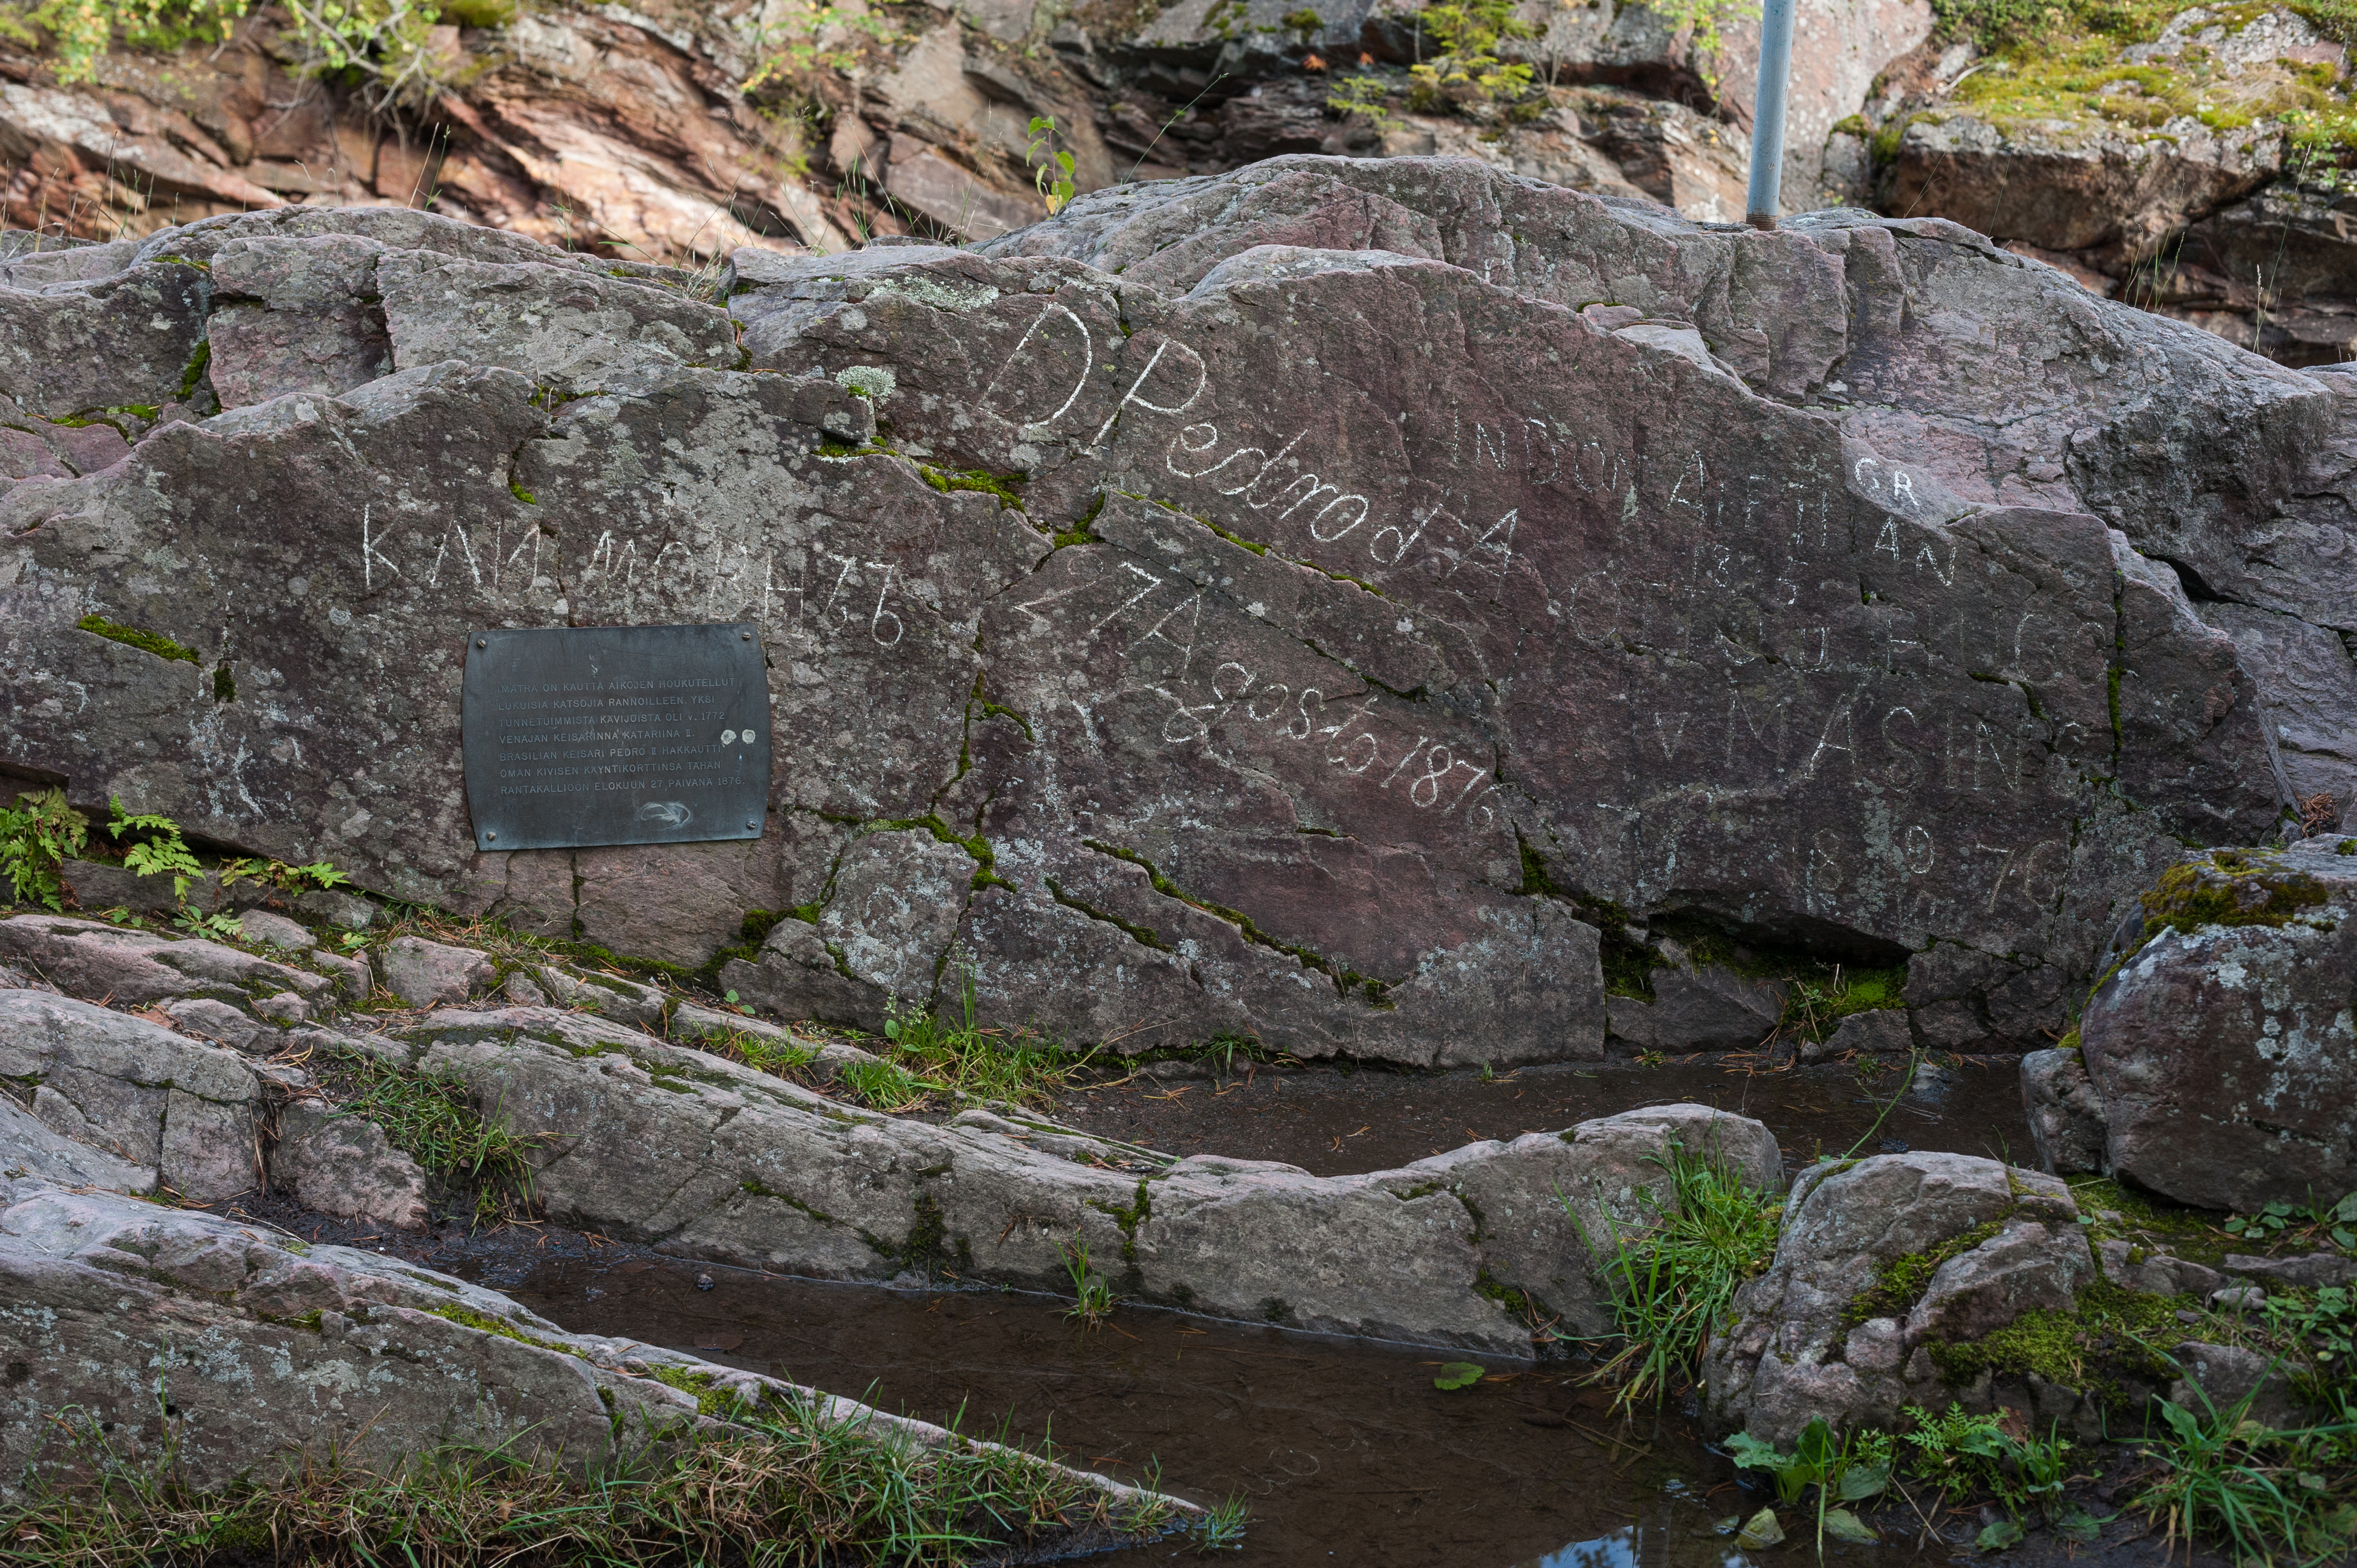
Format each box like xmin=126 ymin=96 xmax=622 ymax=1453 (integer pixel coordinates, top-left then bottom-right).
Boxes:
xmin=2081 ymin=839 xmax=2356 ymax=1211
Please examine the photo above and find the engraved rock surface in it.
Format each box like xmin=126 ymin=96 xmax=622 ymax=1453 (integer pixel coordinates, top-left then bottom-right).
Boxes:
xmin=2080 ymin=840 xmax=2357 ymax=1211
xmin=1 ymin=162 xmax=2330 ymax=1064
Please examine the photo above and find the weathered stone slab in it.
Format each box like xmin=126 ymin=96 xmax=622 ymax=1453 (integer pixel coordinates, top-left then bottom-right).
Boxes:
xmin=0 ymin=989 xmax=264 ymax=1200
xmin=0 ymin=1182 xmax=1180 ymax=1529
xmin=372 ymin=1003 xmax=1775 ymax=1354
xmin=271 ymin=1101 xmax=430 ymax=1229
xmin=0 ymin=914 xmax=335 ymax=1008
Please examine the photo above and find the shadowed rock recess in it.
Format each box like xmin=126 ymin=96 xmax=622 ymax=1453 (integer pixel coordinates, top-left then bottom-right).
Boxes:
xmin=3 ymin=155 xmax=2343 ymax=1063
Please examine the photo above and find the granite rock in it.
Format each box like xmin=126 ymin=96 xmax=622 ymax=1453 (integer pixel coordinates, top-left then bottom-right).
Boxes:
xmin=379 ymin=936 xmax=497 ymax=1010
xmin=0 ymin=989 xmax=264 ymax=1201
xmin=270 ymin=1101 xmax=430 ymax=1230
xmin=1704 ymin=1151 xmax=2088 ymax=1441
xmin=0 ymin=915 xmax=336 ymax=1009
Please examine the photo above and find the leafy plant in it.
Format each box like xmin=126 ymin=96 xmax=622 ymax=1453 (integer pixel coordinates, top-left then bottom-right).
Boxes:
xmin=1025 ymin=116 xmax=1077 ymax=216
xmin=1062 ymin=1239 xmax=1114 ymax=1328
xmin=109 ymin=797 xmax=200 ymax=901
xmin=1901 ymin=1403 xmax=2110 ymax=1543
xmin=1 ymin=788 xmax=89 ymax=911
xmin=1432 ymin=1361 xmax=1485 ymax=1390
xmin=220 ymin=857 xmax=351 ymax=899
xmin=1404 ymin=0 xmax=1537 ymax=113
xmin=2 ymin=0 xmax=246 ymax=85
xmin=1644 ymin=0 xmax=1764 ymax=92
xmin=1569 ymin=1138 xmax=1783 ymax=1407
xmin=1324 ymin=67 xmax=1397 ymax=126
xmin=173 ymin=908 xmax=244 ymax=940
xmin=2135 ymin=1374 xmax=2357 ymax=1568
xmin=739 ymin=0 xmax=902 ymax=92
xmin=1724 ymin=1419 xmax=1890 ymax=1556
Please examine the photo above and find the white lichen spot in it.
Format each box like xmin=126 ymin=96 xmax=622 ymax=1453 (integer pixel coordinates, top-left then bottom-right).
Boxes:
xmin=871 ymin=276 xmax=1001 ymax=313
xmin=834 ymin=364 xmax=897 ymax=405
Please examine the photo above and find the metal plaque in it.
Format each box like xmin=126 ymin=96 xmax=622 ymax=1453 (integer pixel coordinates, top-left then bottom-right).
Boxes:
xmin=462 ymin=623 xmax=770 ymax=853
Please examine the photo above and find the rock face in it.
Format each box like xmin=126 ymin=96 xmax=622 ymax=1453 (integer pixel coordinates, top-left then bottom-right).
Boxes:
xmin=2079 ymin=840 xmax=2357 ymax=1213
xmin=1705 ymin=1151 xmax=2094 ymax=1442
xmin=4 ymin=162 xmax=2327 ymax=1060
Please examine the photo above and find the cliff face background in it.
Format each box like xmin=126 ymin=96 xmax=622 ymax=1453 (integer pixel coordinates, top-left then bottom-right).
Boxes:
xmin=8 ymin=0 xmax=2354 ymax=361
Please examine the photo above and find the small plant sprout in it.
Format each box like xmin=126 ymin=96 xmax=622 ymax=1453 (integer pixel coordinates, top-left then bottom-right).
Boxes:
xmin=108 ymin=798 xmax=203 ymax=901
xmin=1063 ymin=1238 xmax=1114 ymax=1328
xmin=1195 ymin=1492 xmax=1249 ymax=1552
xmin=1026 ymin=116 xmax=1077 ymax=215
xmin=219 ymin=855 xmax=350 ymax=898
xmin=1432 ymin=1361 xmax=1484 ymax=1390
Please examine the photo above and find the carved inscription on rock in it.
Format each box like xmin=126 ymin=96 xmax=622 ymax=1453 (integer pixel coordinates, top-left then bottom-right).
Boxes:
xmin=462 ymin=623 xmax=771 ymax=852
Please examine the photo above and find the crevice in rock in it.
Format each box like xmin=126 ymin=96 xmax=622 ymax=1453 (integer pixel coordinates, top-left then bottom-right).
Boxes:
xmin=1043 ymin=876 xmax=1172 ymax=953
xmin=1079 ymin=837 xmax=1397 ymax=1006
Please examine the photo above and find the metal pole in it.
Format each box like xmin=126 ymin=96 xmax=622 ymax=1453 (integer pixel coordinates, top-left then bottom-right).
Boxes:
xmin=1746 ymin=0 xmax=1796 ymax=230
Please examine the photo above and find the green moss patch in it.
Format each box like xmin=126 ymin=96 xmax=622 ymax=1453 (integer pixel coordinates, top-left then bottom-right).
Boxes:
xmin=1846 ymin=1220 xmax=2007 ymax=1326
xmin=2138 ymin=852 xmax=2330 ymax=946
xmin=75 ymin=615 xmax=199 ymax=665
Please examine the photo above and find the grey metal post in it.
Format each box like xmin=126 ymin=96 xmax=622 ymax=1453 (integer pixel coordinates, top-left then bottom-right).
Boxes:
xmin=1746 ymin=0 xmax=1797 ymax=230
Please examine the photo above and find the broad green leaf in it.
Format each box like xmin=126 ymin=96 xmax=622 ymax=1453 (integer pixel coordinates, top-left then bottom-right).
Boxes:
xmin=1977 ymin=1520 xmax=2025 ymax=1552
xmin=1838 ymin=1461 xmax=1889 ymax=1501
xmin=1796 ymin=1417 xmax=1836 ymax=1469
xmin=1432 ymin=1362 xmax=1483 ymax=1390
xmin=1822 ymin=1507 xmax=1878 ymax=1544
xmin=1735 ymin=1508 xmax=1783 ymax=1550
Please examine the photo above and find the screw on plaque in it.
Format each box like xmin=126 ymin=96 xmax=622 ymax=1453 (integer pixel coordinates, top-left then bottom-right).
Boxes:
xmin=742 ymin=630 xmax=753 ymax=639
xmin=476 ymin=637 xmax=488 ymax=648
xmin=486 ymin=831 xmax=497 ymax=842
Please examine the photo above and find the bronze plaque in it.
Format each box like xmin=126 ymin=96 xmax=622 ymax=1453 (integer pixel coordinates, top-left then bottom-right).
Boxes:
xmin=462 ymin=623 xmax=770 ymax=853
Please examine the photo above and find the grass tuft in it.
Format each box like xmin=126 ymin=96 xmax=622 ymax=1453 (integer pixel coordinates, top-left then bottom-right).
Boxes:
xmin=322 ymin=1053 xmax=542 ymax=1227
xmin=1572 ymin=1140 xmax=1783 ymax=1407
xmin=0 ymin=1392 xmax=1190 ymax=1566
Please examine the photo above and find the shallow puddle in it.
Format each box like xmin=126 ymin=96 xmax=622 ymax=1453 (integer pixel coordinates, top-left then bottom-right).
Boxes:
xmin=519 ymin=1259 xmax=1953 ymax=1567
xmin=1039 ymin=1057 xmax=2035 ymax=1180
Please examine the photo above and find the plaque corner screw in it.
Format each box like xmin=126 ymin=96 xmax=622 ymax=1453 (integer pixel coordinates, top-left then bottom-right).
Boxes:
xmin=742 ymin=630 xmax=754 ymax=640
xmin=485 ymin=831 xmax=497 ymax=842
xmin=476 ymin=637 xmax=488 ymax=648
